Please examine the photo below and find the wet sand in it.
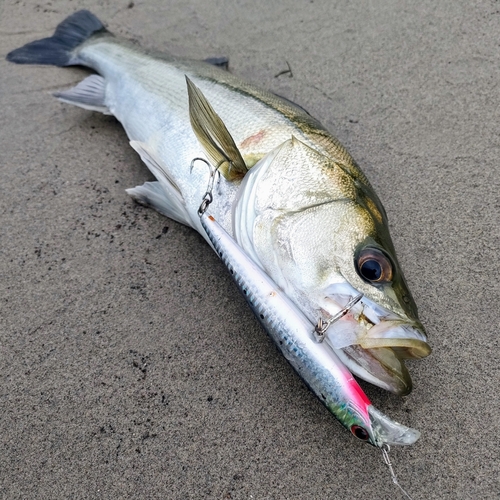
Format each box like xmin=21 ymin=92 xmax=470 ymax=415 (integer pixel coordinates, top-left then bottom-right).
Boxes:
xmin=1 ymin=1 xmax=498 ymax=498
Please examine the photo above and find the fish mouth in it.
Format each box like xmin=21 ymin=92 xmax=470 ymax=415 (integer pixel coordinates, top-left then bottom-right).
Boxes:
xmin=321 ymin=286 xmax=431 ymax=396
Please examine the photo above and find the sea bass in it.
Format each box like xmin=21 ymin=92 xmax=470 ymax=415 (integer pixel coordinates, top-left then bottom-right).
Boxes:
xmin=7 ymin=10 xmax=430 ymax=395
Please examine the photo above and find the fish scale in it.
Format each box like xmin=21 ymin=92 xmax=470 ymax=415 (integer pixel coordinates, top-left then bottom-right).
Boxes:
xmin=78 ymin=38 xmax=315 ymax=232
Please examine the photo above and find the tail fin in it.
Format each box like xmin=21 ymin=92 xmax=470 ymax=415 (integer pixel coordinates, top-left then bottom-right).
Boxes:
xmin=6 ymin=10 xmax=108 ymax=67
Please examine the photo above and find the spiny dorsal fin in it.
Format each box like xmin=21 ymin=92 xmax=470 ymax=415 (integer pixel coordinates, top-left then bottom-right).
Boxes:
xmin=186 ymin=76 xmax=247 ymax=181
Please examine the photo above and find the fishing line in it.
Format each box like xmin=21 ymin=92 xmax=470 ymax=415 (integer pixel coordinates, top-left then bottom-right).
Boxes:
xmin=381 ymin=445 xmax=414 ymax=500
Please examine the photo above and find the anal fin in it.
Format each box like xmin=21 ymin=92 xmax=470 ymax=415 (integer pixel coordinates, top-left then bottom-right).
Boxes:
xmin=128 ymin=140 xmax=192 ymax=228
xmin=53 ymin=74 xmax=111 ymax=114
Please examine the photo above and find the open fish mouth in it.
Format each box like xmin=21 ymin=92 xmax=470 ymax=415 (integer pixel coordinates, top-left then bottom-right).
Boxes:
xmin=320 ymin=286 xmax=431 ymax=396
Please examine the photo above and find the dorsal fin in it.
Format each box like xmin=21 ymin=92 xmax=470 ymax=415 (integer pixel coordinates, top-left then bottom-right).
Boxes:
xmin=186 ymin=76 xmax=247 ymax=181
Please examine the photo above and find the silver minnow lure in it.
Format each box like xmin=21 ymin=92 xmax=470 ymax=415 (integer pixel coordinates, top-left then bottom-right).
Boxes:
xmin=198 ymin=199 xmax=419 ymax=447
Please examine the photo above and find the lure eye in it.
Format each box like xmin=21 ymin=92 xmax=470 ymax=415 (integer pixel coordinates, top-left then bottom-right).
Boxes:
xmin=351 ymin=425 xmax=370 ymax=441
xmin=356 ymin=247 xmax=393 ymax=284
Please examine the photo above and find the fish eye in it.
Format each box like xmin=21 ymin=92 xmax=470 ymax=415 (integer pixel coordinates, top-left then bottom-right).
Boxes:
xmin=351 ymin=425 xmax=370 ymax=441
xmin=356 ymin=247 xmax=393 ymax=284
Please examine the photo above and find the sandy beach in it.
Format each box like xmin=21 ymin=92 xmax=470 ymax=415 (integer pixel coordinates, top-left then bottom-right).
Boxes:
xmin=1 ymin=1 xmax=498 ymax=498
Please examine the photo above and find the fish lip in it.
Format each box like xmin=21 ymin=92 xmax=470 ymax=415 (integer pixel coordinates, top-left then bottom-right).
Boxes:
xmin=357 ymin=319 xmax=431 ymax=360
xmin=368 ymin=405 xmax=420 ymax=446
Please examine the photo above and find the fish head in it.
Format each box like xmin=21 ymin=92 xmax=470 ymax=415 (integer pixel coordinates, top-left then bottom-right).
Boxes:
xmin=233 ymin=137 xmax=430 ymax=395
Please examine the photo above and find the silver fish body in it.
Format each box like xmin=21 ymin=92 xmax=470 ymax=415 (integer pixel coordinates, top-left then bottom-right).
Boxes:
xmin=7 ymin=10 xmax=431 ymax=395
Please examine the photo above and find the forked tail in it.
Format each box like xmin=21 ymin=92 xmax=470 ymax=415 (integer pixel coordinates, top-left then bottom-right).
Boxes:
xmin=6 ymin=10 xmax=108 ymax=67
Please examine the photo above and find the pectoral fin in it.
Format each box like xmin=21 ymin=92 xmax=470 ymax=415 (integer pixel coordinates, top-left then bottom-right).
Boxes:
xmin=186 ymin=77 xmax=247 ymax=181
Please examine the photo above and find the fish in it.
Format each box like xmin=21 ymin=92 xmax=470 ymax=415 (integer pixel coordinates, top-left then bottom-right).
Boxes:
xmin=199 ymin=200 xmax=419 ymax=446
xmin=7 ymin=10 xmax=431 ymax=396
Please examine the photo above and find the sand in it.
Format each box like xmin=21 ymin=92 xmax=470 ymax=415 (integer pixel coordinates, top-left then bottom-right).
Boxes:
xmin=1 ymin=1 xmax=498 ymax=498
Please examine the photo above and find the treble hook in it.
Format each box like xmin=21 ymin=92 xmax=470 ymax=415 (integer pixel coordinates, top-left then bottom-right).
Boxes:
xmin=190 ymin=157 xmax=221 ymax=216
